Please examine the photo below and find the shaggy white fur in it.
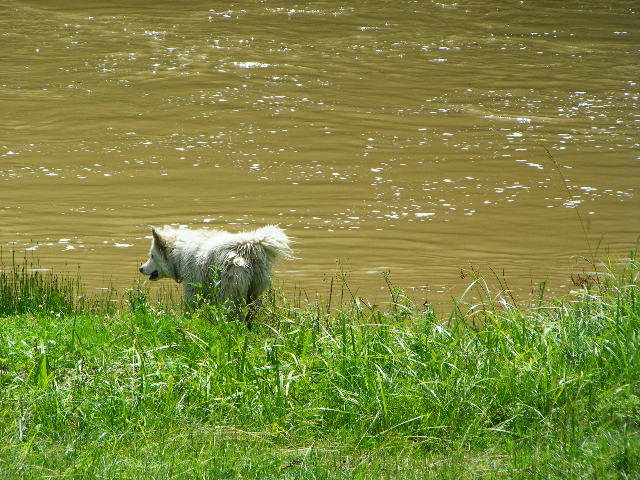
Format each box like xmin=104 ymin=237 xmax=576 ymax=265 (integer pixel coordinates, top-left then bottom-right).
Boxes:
xmin=139 ymin=225 xmax=292 ymax=309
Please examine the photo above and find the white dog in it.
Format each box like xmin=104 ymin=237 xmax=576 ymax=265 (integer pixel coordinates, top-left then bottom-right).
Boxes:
xmin=139 ymin=225 xmax=292 ymax=312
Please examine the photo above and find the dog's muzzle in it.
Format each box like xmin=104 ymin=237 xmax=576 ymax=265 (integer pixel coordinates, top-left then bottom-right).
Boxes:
xmin=149 ymin=271 xmax=159 ymax=281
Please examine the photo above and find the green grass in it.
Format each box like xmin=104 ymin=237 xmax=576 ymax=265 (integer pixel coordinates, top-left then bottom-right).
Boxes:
xmin=0 ymin=257 xmax=638 ymax=479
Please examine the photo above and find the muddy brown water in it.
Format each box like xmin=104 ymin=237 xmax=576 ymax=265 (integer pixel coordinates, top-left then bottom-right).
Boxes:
xmin=1 ymin=1 xmax=638 ymax=305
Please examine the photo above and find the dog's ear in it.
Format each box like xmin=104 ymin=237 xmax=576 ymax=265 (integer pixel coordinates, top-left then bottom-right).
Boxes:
xmin=151 ymin=227 xmax=167 ymax=252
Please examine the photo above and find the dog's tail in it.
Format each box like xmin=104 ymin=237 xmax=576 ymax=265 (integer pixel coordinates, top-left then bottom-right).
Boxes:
xmin=231 ymin=225 xmax=293 ymax=266
xmin=251 ymin=225 xmax=293 ymax=260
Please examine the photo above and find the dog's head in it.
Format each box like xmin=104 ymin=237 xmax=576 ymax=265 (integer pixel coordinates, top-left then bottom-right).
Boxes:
xmin=139 ymin=227 xmax=175 ymax=281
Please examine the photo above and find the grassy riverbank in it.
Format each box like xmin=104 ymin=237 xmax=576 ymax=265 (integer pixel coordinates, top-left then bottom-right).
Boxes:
xmin=0 ymin=259 xmax=638 ymax=479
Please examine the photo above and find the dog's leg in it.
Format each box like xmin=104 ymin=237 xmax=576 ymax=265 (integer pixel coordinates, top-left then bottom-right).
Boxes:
xmin=245 ymin=271 xmax=269 ymax=327
xmin=184 ymin=284 xmax=198 ymax=312
xmin=216 ymin=265 xmax=253 ymax=323
xmin=244 ymin=294 xmax=262 ymax=328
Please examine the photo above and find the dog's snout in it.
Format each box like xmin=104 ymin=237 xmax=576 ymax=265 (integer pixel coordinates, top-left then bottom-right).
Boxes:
xmin=139 ymin=267 xmax=144 ymax=274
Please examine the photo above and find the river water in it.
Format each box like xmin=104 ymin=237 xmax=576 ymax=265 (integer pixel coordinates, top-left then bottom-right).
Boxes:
xmin=1 ymin=1 xmax=638 ymax=304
